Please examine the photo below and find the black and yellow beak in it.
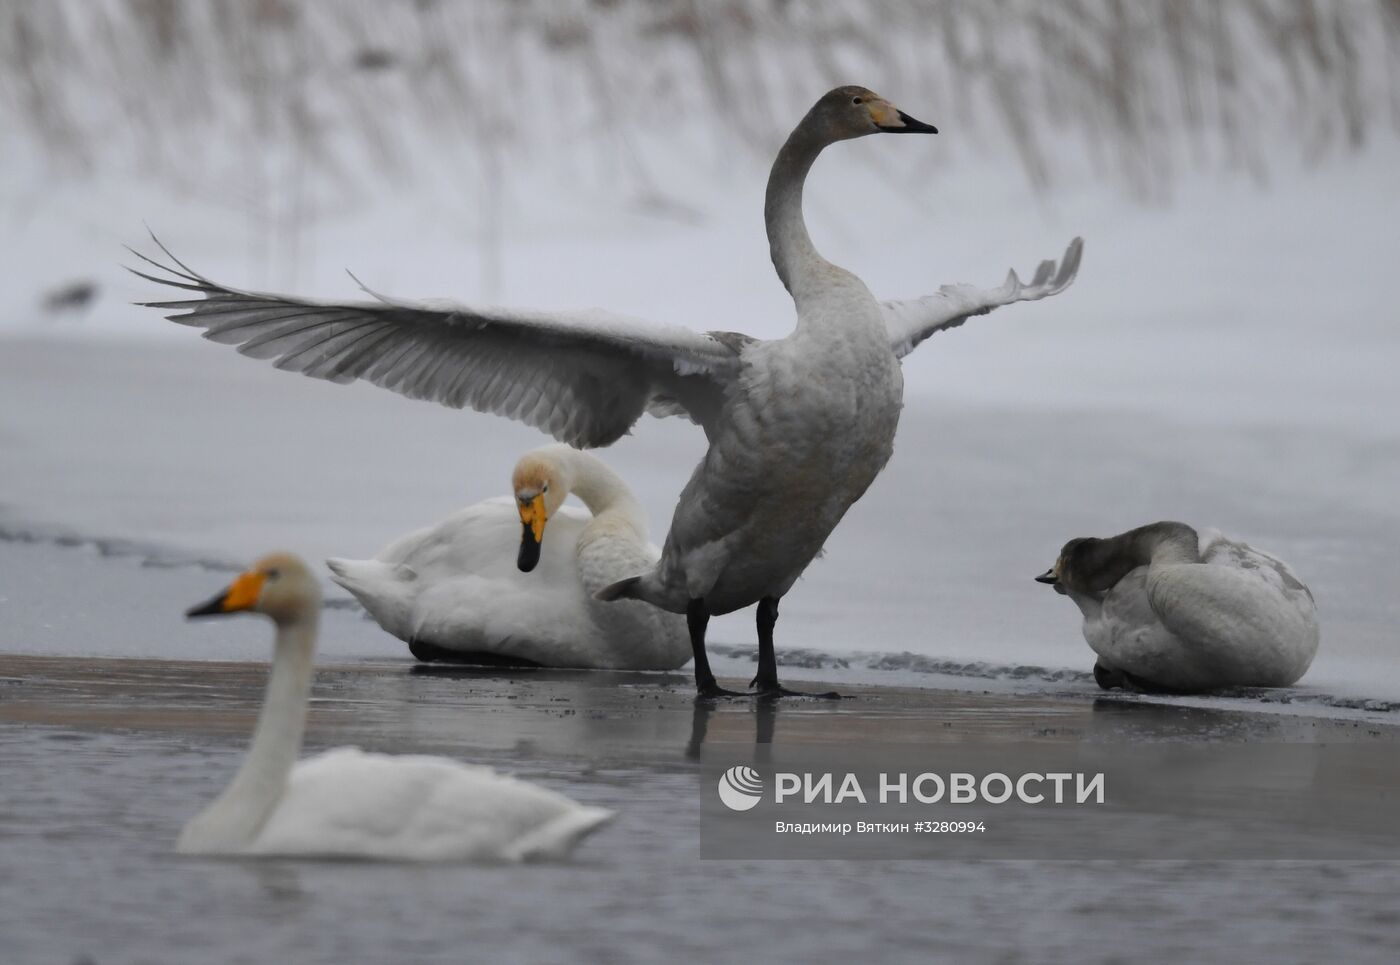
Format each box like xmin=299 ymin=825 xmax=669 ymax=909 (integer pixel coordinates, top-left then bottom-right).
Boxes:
xmin=876 ymin=106 xmax=938 ymax=134
xmin=517 ymin=494 xmax=547 ymax=573
xmin=186 ymin=570 xmax=265 ymax=618
xmin=1035 ymin=566 xmax=1068 ymax=595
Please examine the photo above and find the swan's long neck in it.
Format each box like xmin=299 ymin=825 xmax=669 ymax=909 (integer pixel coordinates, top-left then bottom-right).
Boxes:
xmin=765 ymin=122 xmax=835 ymax=300
xmin=203 ymin=616 xmax=317 ymax=844
xmin=557 ymin=447 xmax=648 ymax=538
xmin=1091 ymin=522 xmax=1201 ymax=588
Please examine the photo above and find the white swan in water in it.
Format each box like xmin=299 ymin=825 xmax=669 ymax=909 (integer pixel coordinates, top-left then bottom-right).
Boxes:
xmin=326 ymin=445 xmax=689 ymax=670
xmin=134 ymin=85 xmax=1081 ymax=698
xmin=1036 ymin=522 xmax=1319 ymax=693
xmin=179 ymin=553 xmax=614 ymax=860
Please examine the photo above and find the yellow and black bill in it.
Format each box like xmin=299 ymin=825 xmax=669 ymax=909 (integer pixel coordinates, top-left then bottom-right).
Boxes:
xmin=874 ymin=102 xmax=938 ymax=134
xmin=517 ymin=493 xmax=547 ymax=573
xmin=1035 ymin=566 xmax=1069 ymax=595
xmin=186 ymin=570 xmax=264 ymax=618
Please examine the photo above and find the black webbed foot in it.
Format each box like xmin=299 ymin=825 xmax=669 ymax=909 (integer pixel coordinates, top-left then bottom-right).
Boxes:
xmin=697 ymin=680 xmax=750 ymax=700
xmin=1093 ymin=661 xmax=1126 ymax=691
xmin=1093 ymin=662 xmax=1174 ymax=695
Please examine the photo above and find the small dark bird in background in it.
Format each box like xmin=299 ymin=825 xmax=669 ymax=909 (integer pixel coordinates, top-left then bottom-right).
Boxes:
xmin=353 ymin=47 xmax=397 ymax=72
xmin=42 ymin=280 xmax=98 ymax=318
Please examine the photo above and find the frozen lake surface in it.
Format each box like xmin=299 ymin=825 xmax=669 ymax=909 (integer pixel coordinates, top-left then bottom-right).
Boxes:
xmin=3 ymin=655 xmax=1400 ymax=965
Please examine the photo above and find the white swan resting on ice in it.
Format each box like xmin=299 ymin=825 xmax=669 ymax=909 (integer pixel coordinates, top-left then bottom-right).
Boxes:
xmin=1035 ymin=521 xmax=1319 ymax=693
xmin=134 ymin=85 xmax=1082 ymax=698
xmin=179 ymin=553 xmax=614 ymax=860
xmin=327 ymin=445 xmax=689 ymax=670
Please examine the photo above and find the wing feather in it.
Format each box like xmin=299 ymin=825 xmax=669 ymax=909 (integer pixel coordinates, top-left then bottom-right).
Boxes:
xmin=131 ymin=239 xmax=743 ymax=448
xmin=882 ymin=237 xmax=1083 ymax=358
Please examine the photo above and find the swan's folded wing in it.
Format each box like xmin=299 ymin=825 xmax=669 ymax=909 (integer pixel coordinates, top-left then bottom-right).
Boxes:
xmin=129 ymin=241 xmax=743 ymax=448
xmin=881 ymin=237 xmax=1083 ymax=359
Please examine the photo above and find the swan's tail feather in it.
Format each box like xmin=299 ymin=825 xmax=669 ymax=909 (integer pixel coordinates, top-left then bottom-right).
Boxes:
xmin=597 ymin=571 xmax=688 ymax=613
xmin=325 ymin=558 xmax=418 ymax=640
xmin=502 ymin=806 xmax=616 ymax=863
xmin=595 ymin=575 xmax=641 ymax=602
xmin=326 ymin=557 xmax=415 ymax=589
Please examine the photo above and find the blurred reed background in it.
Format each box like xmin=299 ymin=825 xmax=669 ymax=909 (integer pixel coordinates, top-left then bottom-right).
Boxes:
xmin=2 ymin=0 xmax=1398 ymax=302
xmin=6 ymin=0 xmax=1398 ymax=191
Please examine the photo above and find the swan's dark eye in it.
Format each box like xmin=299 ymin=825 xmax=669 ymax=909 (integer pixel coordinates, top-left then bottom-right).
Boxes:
xmin=266 ymin=568 xmax=280 ymax=581
xmin=542 ymin=483 xmax=549 ymax=493
xmin=851 ymin=96 xmax=863 ymax=106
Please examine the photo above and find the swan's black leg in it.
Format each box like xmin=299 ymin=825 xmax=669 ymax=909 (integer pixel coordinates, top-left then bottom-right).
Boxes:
xmin=752 ymin=596 xmax=842 ymax=699
xmin=751 ymin=596 xmax=779 ymax=690
xmin=689 ymin=598 xmax=744 ymax=699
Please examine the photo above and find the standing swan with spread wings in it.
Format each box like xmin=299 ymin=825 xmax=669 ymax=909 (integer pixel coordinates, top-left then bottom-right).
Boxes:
xmin=134 ymin=86 xmax=1082 ymax=698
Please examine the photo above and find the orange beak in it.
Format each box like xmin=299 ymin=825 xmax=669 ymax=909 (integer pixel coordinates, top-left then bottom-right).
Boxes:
xmin=187 ymin=570 xmax=265 ymax=617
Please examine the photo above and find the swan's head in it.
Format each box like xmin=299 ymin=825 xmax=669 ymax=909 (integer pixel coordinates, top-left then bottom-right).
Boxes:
xmin=1038 ymin=523 xmax=1200 ymax=595
xmin=187 ymin=552 xmax=322 ymax=625
xmin=1035 ymin=538 xmax=1097 ymax=595
xmin=512 ymin=449 xmax=571 ymax=573
xmin=805 ymin=86 xmax=938 ymax=141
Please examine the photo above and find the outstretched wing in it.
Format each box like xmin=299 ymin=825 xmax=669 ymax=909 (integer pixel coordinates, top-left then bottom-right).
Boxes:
xmin=881 ymin=237 xmax=1083 ymax=358
xmin=129 ymin=239 xmax=744 ymax=448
